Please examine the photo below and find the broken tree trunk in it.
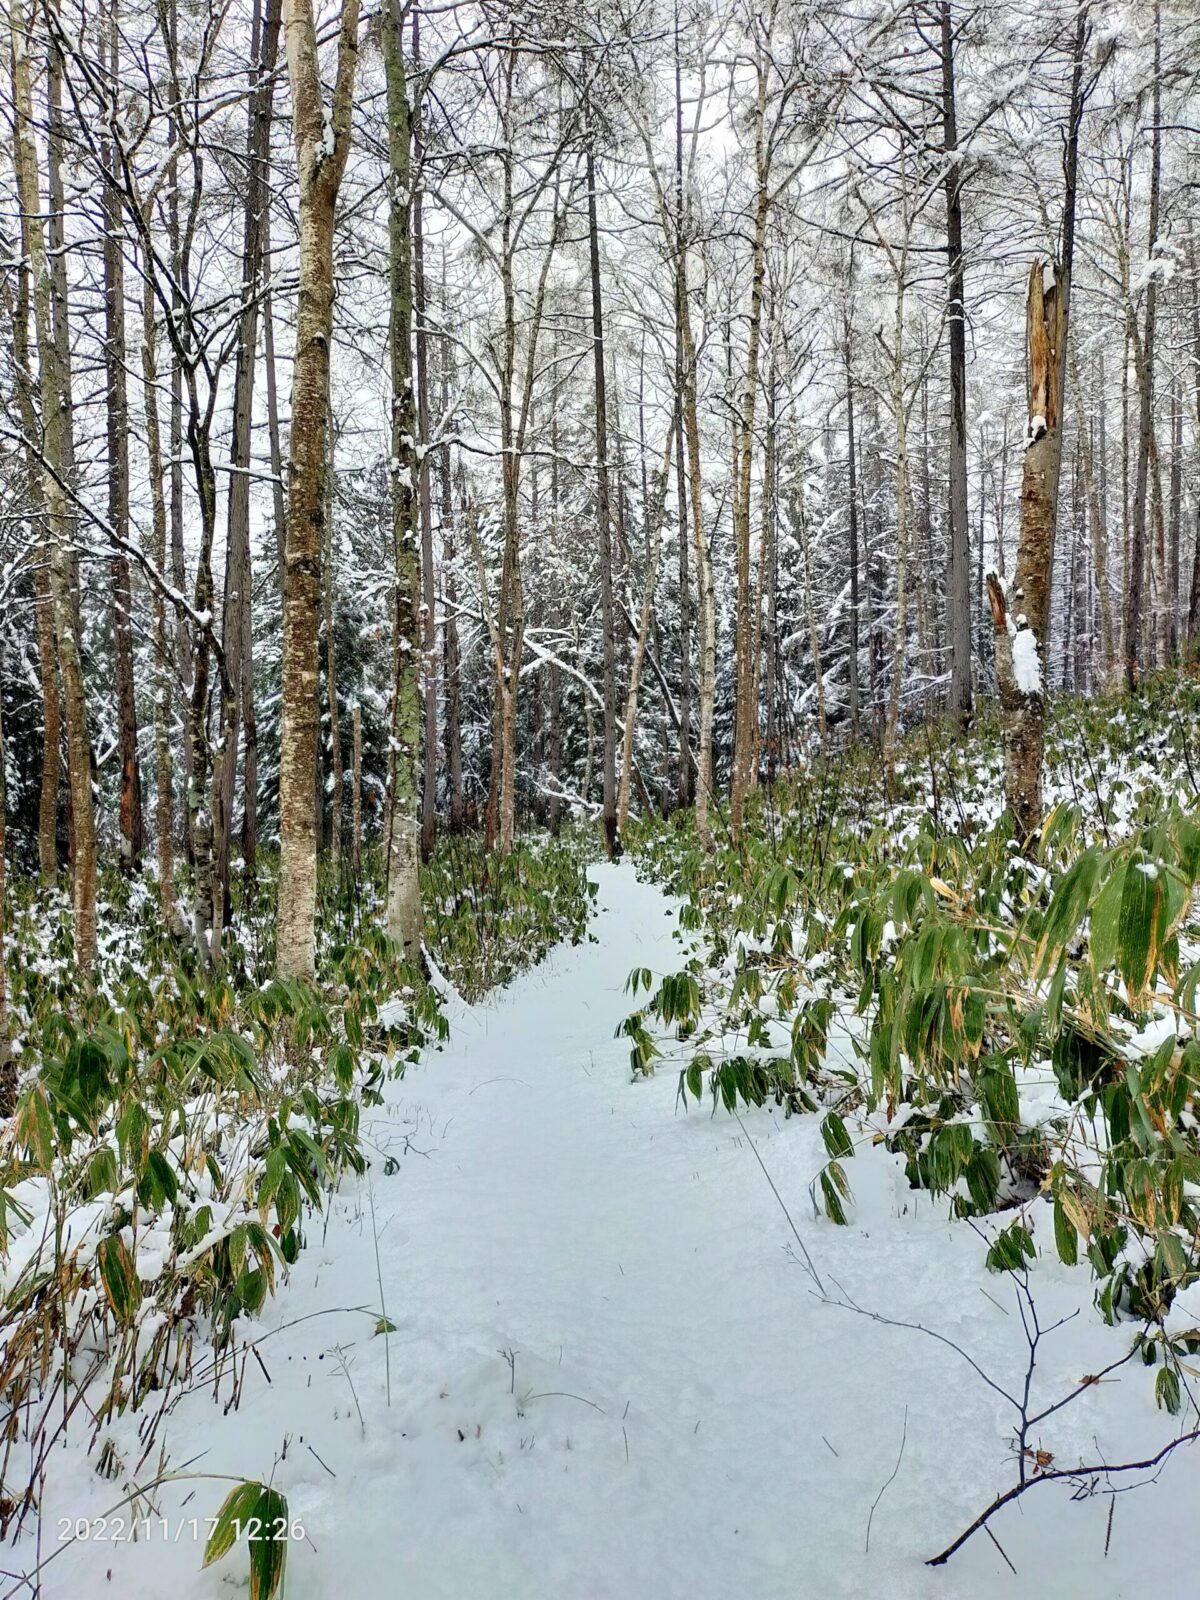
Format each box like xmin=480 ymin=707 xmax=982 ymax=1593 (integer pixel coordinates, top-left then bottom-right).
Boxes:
xmin=988 ymin=260 xmax=1068 ymax=844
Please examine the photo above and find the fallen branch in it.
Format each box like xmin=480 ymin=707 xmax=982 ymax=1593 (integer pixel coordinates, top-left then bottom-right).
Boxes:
xmin=926 ymin=1431 xmax=1200 ymax=1566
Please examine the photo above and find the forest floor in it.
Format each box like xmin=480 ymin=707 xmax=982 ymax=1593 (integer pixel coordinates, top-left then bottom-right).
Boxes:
xmin=45 ymin=863 xmax=1200 ymax=1600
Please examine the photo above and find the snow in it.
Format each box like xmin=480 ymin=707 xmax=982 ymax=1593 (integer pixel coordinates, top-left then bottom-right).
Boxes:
xmin=1012 ymin=628 xmax=1042 ymax=696
xmin=39 ymin=866 xmax=1200 ymax=1599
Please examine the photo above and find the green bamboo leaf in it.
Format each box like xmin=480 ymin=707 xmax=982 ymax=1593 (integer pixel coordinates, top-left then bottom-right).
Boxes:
xmin=1052 ymin=1195 xmax=1077 ymax=1266
xmin=249 ymin=1486 xmax=289 ymax=1600
xmin=1117 ymin=857 xmax=1162 ymax=1000
xmin=820 ymin=1111 xmax=853 ymax=1160
xmin=203 ymin=1482 xmax=263 ymax=1569
xmin=1156 ymin=1365 xmax=1181 ymax=1416
xmin=97 ymin=1234 xmax=140 ymax=1326
xmin=1089 ymin=860 xmax=1126 ymax=976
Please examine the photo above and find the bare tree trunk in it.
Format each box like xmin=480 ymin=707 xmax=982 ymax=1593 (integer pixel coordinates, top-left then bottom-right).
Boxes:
xmin=140 ymin=262 xmax=175 ymax=920
xmin=218 ymin=0 xmax=280 ymax=913
xmin=351 ymin=702 xmax=363 ymax=876
xmin=617 ymin=423 xmax=674 ymax=832
xmin=1123 ymin=0 xmax=1160 ymax=688
xmin=989 ymin=13 xmax=1084 ymax=840
xmin=586 ymin=126 xmax=620 ymax=857
xmin=163 ymin=0 xmax=192 ymax=869
xmin=0 ymin=654 xmax=11 ymax=1110
xmin=546 ymin=660 xmax=563 ymax=833
xmin=324 ymin=447 xmax=343 ymax=869
xmin=989 ymin=261 xmax=1071 ymax=842
xmin=844 ymin=315 xmax=861 ymax=739
xmin=102 ymin=0 xmax=143 ymax=873
xmin=796 ymin=474 xmax=827 ymax=746
xmin=730 ymin=52 xmax=771 ymax=834
xmin=677 ymin=244 xmax=715 ymax=842
xmin=263 ymin=203 xmax=288 ymax=587
xmin=276 ymin=0 xmax=360 ymax=979
xmin=754 ymin=362 xmax=777 ymax=778
xmin=1167 ymin=373 xmax=1181 ymax=661
xmin=13 ymin=0 xmax=96 ymax=972
xmin=381 ymin=0 xmax=422 ymax=959
xmin=8 ymin=147 xmax=61 ymax=881
xmin=672 ymin=16 xmax=692 ymax=812
xmin=882 ymin=300 xmax=909 ymax=767
xmin=1069 ymin=353 xmax=1114 ymax=677
xmin=941 ymin=0 xmax=972 ymax=722
xmin=1187 ymin=236 xmax=1200 ymax=659
xmin=439 ymin=278 xmax=464 ymax=834
xmin=413 ymin=9 xmax=437 ymax=861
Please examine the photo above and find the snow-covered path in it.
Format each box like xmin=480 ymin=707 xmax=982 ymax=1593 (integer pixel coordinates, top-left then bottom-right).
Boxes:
xmin=54 ymin=865 xmax=1199 ymax=1599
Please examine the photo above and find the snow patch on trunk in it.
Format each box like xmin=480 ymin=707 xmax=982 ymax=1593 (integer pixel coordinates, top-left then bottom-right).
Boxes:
xmin=1012 ymin=628 xmax=1042 ymax=695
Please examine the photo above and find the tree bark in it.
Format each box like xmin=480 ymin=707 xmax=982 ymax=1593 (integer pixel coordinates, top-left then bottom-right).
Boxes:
xmin=219 ymin=0 xmax=280 ymax=913
xmin=13 ymin=0 xmax=96 ymax=971
xmin=0 ymin=650 xmax=11 ymax=1111
xmin=413 ymin=9 xmax=437 ymax=861
xmin=677 ymin=234 xmax=715 ymax=842
xmin=617 ymin=422 xmax=674 ymax=832
xmin=381 ymin=0 xmax=422 ymax=960
xmin=140 ymin=258 xmax=175 ymax=920
xmin=1068 ymin=353 xmax=1114 ymax=677
xmin=990 ymin=263 xmax=1069 ymax=843
xmin=586 ymin=126 xmax=620 ymax=857
xmin=276 ymin=0 xmax=361 ymax=979
xmin=844 ymin=314 xmax=861 ymax=739
xmin=1123 ymin=0 xmax=1160 ymax=688
xmin=324 ymin=436 xmax=343 ymax=869
xmin=730 ymin=51 xmax=771 ymax=834
xmin=941 ymin=0 xmax=972 ymax=722
xmin=102 ymin=0 xmax=143 ymax=873
xmin=440 ymin=321 xmax=464 ymax=833
xmin=351 ymin=703 xmax=363 ymax=875
xmin=7 ymin=130 xmax=61 ymax=881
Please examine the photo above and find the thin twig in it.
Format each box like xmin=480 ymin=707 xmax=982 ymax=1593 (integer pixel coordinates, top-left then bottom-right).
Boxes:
xmin=732 ymin=1106 xmax=825 ymax=1294
xmin=865 ymin=1405 xmax=907 ymax=1553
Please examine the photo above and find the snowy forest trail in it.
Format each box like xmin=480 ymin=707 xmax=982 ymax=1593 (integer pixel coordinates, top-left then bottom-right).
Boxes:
xmin=55 ymin=865 xmax=1198 ymax=1600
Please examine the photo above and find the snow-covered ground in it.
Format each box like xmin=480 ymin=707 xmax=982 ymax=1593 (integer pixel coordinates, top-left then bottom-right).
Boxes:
xmin=41 ymin=865 xmax=1200 ymax=1599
